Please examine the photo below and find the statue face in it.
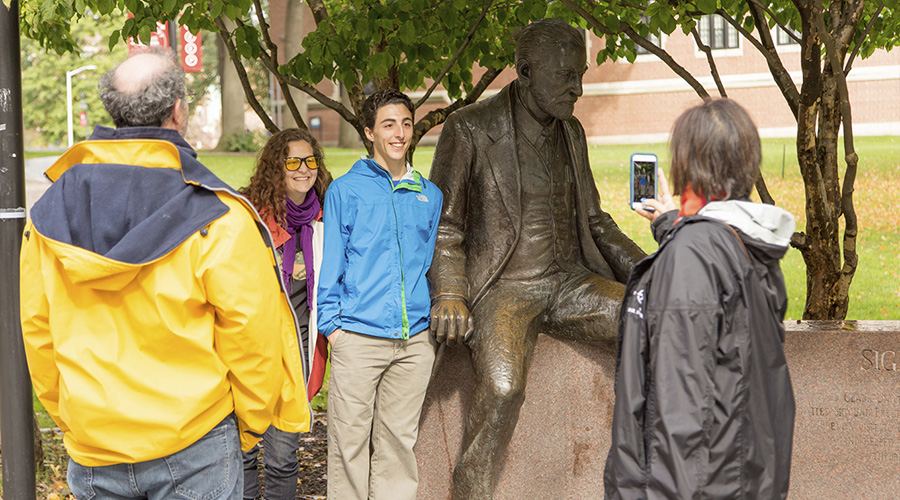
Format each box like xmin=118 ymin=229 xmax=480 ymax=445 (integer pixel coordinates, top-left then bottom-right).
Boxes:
xmin=524 ymin=45 xmax=587 ymax=121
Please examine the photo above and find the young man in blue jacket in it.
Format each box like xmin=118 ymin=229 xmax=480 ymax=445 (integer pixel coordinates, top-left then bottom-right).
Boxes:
xmin=317 ymin=89 xmax=443 ymax=500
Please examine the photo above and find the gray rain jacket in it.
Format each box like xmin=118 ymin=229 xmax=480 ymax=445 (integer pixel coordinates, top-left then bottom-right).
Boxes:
xmin=604 ymin=200 xmax=796 ymax=500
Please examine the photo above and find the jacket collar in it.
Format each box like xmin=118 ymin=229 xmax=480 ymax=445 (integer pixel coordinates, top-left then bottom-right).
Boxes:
xmin=89 ymin=125 xmax=197 ymax=157
xmin=354 ymin=157 xmax=423 ymax=192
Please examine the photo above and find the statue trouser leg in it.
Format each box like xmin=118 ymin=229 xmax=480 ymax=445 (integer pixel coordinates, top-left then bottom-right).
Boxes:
xmin=451 ymin=271 xmax=625 ymax=499
xmin=328 ymin=330 xmax=436 ymax=500
xmin=452 ymin=279 xmax=552 ymax=500
xmin=543 ymin=269 xmax=625 ymax=343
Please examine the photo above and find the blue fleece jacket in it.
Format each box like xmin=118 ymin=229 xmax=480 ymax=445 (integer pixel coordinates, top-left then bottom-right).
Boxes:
xmin=317 ymin=158 xmax=443 ymax=339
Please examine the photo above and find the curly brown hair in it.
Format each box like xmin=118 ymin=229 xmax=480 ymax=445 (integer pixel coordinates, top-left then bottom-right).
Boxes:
xmin=241 ymin=128 xmax=333 ymax=225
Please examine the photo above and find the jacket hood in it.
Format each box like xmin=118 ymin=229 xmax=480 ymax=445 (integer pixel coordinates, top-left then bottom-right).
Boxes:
xmin=30 ymin=126 xmax=232 ymax=290
xmin=698 ymin=200 xmax=795 ymax=264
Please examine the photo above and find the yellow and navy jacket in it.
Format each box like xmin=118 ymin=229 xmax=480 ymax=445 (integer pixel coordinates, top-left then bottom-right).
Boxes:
xmin=20 ymin=126 xmax=310 ymax=467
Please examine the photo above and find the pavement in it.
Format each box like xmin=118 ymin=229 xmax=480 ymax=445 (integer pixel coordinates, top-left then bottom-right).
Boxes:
xmin=23 ymin=155 xmax=56 ymax=217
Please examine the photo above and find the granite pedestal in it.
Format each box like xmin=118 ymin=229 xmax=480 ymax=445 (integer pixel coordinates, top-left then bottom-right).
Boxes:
xmin=415 ymin=321 xmax=900 ymax=499
xmin=415 ymin=335 xmax=616 ymax=500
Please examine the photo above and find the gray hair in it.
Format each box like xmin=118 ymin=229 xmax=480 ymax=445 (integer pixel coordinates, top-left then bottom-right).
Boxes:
xmin=515 ymin=18 xmax=586 ymax=67
xmin=98 ymin=49 xmax=186 ymax=128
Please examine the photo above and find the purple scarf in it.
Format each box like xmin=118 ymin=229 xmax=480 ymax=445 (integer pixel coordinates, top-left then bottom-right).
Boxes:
xmin=282 ymin=188 xmax=319 ymax=309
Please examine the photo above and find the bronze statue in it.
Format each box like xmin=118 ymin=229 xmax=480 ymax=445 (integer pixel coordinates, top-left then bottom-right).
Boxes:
xmin=428 ymin=18 xmax=647 ymax=500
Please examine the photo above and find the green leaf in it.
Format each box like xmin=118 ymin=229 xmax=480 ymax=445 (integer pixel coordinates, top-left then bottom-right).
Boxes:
xmin=398 ymin=21 xmax=415 ymax=45
xmin=356 ymin=17 xmax=370 ymax=38
xmin=604 ymin=14 xmax=620 ymax=32
xmin=516 ymin=4 xmax=530 ymax=25
xmin=531 ymin=1 xmax=547 ymax=19
xmin=742 ymin=15 xmax=755 ymax=32
xmin=356 ymin=40 xmax=370 ymax=60
xmin=370 ymin=51 xmax=391 ymax=75
xmin=309 ymin=63 xmax=323 ymax=84
xmin=109 ymin=30 xmax=121 ymax=51
xmin=138 ymin=23 xmax=152 ymax=44
xmin=420 ymin=44 xmax=434 ymax=61
xmin=697 ymin=0 xmax=717 ymax=15
xmin=440 ymin=6 xmax=455 ymax=27
xmin=308 ymin=40 xmax=324 ymax=64
xmin=223 ymin=4 xmax=241 ymax=19
xmin=210 ymin=0 xmax=223 ymax=18
xmin=122 ymin=16 xmax=135 ymax=36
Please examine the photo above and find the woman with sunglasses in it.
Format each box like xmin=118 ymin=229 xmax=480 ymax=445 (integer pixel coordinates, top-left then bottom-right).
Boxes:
xmin=240 ymin=128 xmax=333 ymax=500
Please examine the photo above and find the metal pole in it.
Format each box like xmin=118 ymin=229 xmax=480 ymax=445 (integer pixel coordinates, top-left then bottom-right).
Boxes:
xmin=66 ymin=65 xmax=96 ymax=147
xmin=0 ymin=1 xmax=38 ymax=498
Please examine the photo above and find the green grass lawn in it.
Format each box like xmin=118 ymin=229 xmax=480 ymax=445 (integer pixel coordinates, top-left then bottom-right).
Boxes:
xmin=201 ymin=136 xmax=900 ymax=321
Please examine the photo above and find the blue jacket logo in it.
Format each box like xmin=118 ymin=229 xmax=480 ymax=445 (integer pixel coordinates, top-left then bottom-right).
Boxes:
xmin=417 ymin=194 xmax=429 ymax=202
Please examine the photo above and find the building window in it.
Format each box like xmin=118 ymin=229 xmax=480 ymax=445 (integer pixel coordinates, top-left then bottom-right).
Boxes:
xmin=775 ymin=25 xmax=800 ymax=45
xmin=635 ymin=32 xmax=662 ymax=55
xmin=698 ymin=15 xmax=739 ymax=50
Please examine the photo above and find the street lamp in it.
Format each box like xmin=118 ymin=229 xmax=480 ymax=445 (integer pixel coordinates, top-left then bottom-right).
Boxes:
xmin=67 ymin=64 xmax=97 ymax=147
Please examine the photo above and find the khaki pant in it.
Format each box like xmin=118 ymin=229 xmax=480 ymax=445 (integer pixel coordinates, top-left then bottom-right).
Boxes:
xmin=327 ymin=329 xmax=436 ymax=500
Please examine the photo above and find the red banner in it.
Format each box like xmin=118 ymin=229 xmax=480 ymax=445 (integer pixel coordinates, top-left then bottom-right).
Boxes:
xmin=127 ymin=19 xmax=170 ymax=54
xmin=180 ymin=26 xmax=202 ymax=72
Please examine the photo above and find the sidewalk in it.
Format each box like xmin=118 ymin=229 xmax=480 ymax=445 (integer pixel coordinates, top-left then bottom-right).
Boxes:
xmin=24 ymin=155 xmax=56 ymax=217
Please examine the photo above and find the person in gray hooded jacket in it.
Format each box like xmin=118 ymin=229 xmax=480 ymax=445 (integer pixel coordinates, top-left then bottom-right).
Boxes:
xmin=604 ymin=98 xmax=796 ymax=500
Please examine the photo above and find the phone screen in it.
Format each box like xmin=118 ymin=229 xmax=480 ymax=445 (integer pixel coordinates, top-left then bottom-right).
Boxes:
xmin=632 ymin=160 xmax=657 ymax=204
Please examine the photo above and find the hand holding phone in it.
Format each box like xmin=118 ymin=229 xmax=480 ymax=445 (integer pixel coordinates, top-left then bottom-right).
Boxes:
xmin=630 ymin=153 xmax=658 ymax=212
xmin=634 ymin=167 xmax=677 ymax=223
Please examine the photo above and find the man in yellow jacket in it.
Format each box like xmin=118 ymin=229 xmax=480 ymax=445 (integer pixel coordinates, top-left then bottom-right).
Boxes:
xmin=20 ymin=49 xmax=310 ymax=499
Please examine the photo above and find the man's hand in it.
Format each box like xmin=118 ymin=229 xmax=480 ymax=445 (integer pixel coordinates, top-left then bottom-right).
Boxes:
xmin=327 ymin=329 xmax=344 ymax=346
xmin=431 ymin=298 xmax=473 ymax=345
xmin=635 ymin=167 xmax=677 ymax=223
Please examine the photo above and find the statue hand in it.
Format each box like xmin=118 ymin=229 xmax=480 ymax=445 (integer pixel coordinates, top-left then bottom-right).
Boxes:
xmin=431 ymin=298 xmax=473 ymax=345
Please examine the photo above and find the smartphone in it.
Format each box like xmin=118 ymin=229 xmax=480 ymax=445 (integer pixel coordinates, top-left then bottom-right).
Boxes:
xmin=629 ymin=153 xmax=658 ymax=211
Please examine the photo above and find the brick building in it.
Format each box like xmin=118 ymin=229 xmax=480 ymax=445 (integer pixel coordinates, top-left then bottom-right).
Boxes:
xmin=267 ymin=6 xmax=900 ymax=147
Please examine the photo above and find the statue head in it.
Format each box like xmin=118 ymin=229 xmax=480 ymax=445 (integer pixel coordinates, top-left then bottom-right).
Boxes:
xmin=515 ymin=18 xmax=587 ymax=122
xmin=669 ymin=98 xmax=760 ymax=200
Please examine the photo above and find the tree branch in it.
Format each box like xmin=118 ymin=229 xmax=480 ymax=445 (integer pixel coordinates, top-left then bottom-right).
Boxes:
xmin=559 ymin=0 xmax=711 ymax=100
xmin=214 ymin=16 xmax=279 ymax=133
xmin=722 ymin=6 xmax=800 ymax=117
xmin=415 ymin=0 xmax=494 ymax=109
xmin=748 ymin=0 xmax=801 ymax=44
xmin=286 ymin=75 xmax=359 ymax=126
xmin=690 ymin=27 xmax=727 ymax=97
xmin=815 ymin=2 xmax=861 ymax=300
xmin=249 ymin=0 xmax=307 ymax=130
xmin=413 ymin=65 xmax=502 ymax=144
xmin=305 ymin=0 xmax=329 ymax=24
xmin=845 ymin=3 xmax=884 ymax=74
xmin=754 ymin=174 xmax=775 ymax=205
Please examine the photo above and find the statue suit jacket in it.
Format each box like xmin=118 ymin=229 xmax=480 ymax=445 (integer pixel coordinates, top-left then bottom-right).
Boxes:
xmin=429 ymin=82 xmax=646 ymax=309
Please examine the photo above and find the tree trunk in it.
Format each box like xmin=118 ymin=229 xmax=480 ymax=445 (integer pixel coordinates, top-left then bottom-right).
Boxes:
xmin=338 ymin=84 xmax=360 ymax=148
xmin=281 ymin=0 xmax=308 ymax=129
xmin=214 ymin=19 xmax=247 ymax=151
xmin=793 ymin=1 xmax=859 ymax=320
